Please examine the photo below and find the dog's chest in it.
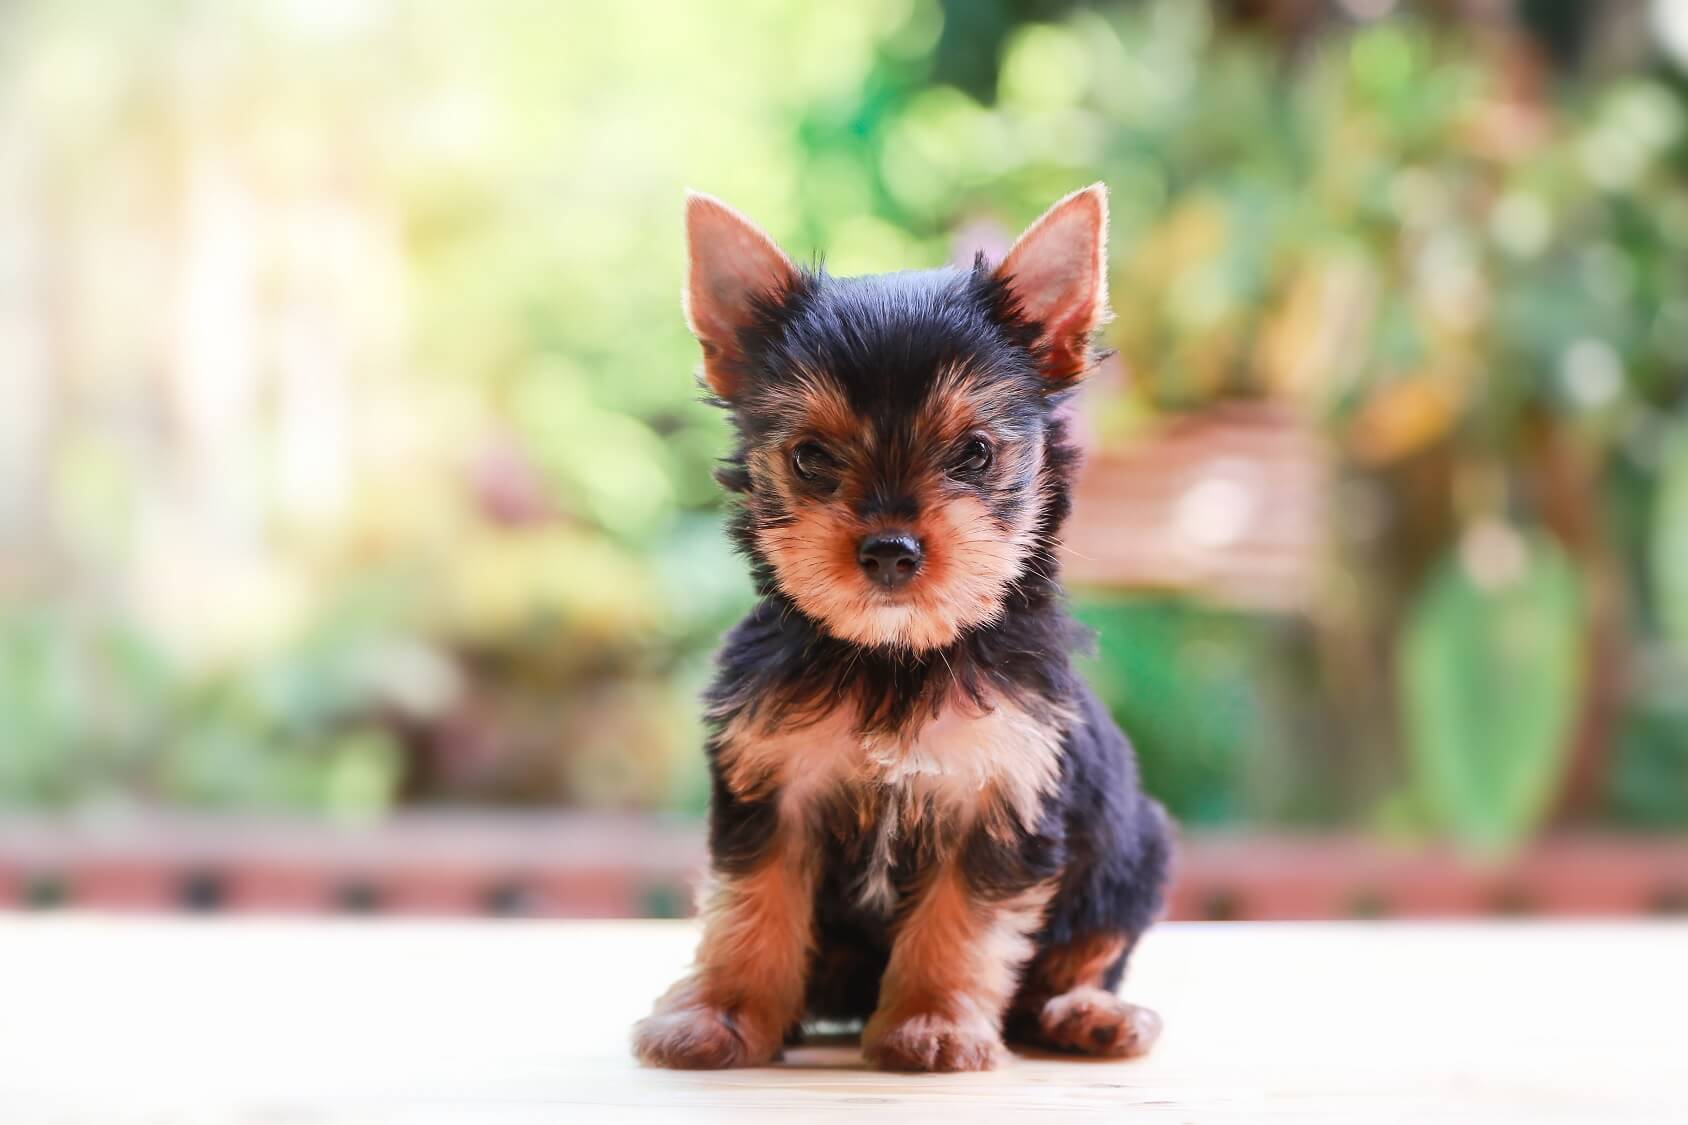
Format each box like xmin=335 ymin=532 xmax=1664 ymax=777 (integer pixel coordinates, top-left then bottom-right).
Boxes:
xmin=726 ymin=696 xmax=1059 ymax=818
xmin=719 ymin=692 xmax=1067 ymax=912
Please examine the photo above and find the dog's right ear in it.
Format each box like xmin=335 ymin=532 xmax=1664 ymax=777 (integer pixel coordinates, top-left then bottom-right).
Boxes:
xmin=683 ymin=192 xmax=797 ymax=401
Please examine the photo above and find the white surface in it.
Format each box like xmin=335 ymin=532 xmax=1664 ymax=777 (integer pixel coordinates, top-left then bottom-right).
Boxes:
xmin=1 ymin=918 xmax=1684 ymax=1123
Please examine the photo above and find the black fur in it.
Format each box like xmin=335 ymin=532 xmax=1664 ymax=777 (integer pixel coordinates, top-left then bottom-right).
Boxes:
xmin=701 ymin=258 xmax=1171 ymax=1029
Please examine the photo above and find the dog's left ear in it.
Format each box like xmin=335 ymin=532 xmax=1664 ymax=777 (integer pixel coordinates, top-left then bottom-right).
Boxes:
xmin=994 ymin=184 xmax=1109 ymax=381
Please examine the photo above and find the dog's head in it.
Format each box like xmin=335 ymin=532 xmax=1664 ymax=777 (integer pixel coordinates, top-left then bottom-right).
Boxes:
xmin=685 ymin=187 xmax=1109 ymax=652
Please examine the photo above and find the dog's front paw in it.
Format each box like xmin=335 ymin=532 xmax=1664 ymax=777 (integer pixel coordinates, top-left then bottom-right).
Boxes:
xmin=863 ymin=1012 xmax=1003 ymax=1072
xmin=632 ymin=1003 xmax=776 ymax=1070
xmin=1037 ymin=987 xmax=1161 ymax=1058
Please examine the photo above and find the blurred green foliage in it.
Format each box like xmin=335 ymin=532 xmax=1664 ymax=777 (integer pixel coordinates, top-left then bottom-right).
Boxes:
xmin=3 ymin=0 xmax=1688 ymax=846
xmin=1076 ymin=598 xmax=1276 ymax=827
xmin=0 ymin=586 xmax=409 ymax=817
xmin=1398 ymin=533 xmax=1583 ymax=852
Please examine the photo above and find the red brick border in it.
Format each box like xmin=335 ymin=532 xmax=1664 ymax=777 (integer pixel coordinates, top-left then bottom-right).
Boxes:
xmin=1 ymin=814 xmax=1683 ymax=919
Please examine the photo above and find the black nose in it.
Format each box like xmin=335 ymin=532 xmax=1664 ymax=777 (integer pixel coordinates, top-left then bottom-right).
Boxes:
xmin=858 ymin=531 xmax=922 ymax=589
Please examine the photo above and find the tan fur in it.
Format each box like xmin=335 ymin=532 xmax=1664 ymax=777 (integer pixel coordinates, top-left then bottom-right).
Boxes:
xmin=1008 ymin=930 xmax=1161 ymax=1059
xmin=862 ymin=866 xmax=1054 ymax=1072
xmin=1031 ymin=988 xmax=1162 ymax=1058
xmin=923 ymin=363 xmax=1033 ymax=442
xmin=783 ymin=370 xmax=860 ymax=449
xmin=749 ymin=366 xmax=1047 ymax=654
xmin=632 ymin=838 xmax=816 ymax=1068
xmin=714 ymin=685 xmax=1068 ymax=848
xmin=1018 ymin=931 xmax=1129 ymax=1003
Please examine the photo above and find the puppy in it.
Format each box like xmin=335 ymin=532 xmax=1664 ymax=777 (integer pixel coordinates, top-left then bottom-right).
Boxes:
xmin=633 ymin=185 xmax=1173 ymax=1072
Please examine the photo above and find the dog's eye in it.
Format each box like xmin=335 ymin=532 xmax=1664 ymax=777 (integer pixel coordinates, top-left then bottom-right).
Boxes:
xmin=791 ymin=441 xmax=836 ymax=483
xmin=952 ymin=437 xmax=992 ymax=477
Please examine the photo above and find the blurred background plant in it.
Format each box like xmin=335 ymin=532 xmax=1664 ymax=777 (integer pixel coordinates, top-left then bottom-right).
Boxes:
xmin=2 ymin=0 xmax=1686 ymax=856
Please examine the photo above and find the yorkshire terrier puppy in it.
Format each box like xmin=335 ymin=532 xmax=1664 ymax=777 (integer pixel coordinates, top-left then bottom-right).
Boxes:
xmin=633 ymin=185 xmax=1172 ymax=1072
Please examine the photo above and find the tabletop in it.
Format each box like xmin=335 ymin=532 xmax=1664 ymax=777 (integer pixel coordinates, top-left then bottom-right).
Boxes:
xmin=1 ymin=917 xmax=1683 ymax=1123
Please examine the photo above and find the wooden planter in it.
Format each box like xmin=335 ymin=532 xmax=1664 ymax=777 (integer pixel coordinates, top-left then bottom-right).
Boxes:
xmin=1063 ymin=403 xmax=1328 ymax=611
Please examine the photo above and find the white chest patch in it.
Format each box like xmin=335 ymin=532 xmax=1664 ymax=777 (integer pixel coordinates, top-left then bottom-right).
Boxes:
xmin=717 ymin=691 xmax=1069 ymax=912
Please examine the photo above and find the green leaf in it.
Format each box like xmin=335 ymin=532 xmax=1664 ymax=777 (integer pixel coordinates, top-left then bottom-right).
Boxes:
xmin=1397 ymin=532 xmax=1585 ymax=853
xmin=1652 ymin=431 xmax=1688 ymax=649
xmin=1074 ymin=597 xmax=1275 ymax=827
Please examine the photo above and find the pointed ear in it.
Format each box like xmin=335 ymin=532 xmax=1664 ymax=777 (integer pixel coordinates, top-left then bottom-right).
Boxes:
xmin=683 ymin=191 xmax=798 ymax=400
xmin=994 ymin=184 xmax=1109 ymax=381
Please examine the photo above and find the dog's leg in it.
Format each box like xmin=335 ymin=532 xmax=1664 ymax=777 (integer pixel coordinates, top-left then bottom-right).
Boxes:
xmin=861 ymin=865 xmax=1051 ymax=1072
xmin=632 ymin=840 xmax=815 ymax=1069
xmin=1007 ymin=930 xmax=1161 ymax=1058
